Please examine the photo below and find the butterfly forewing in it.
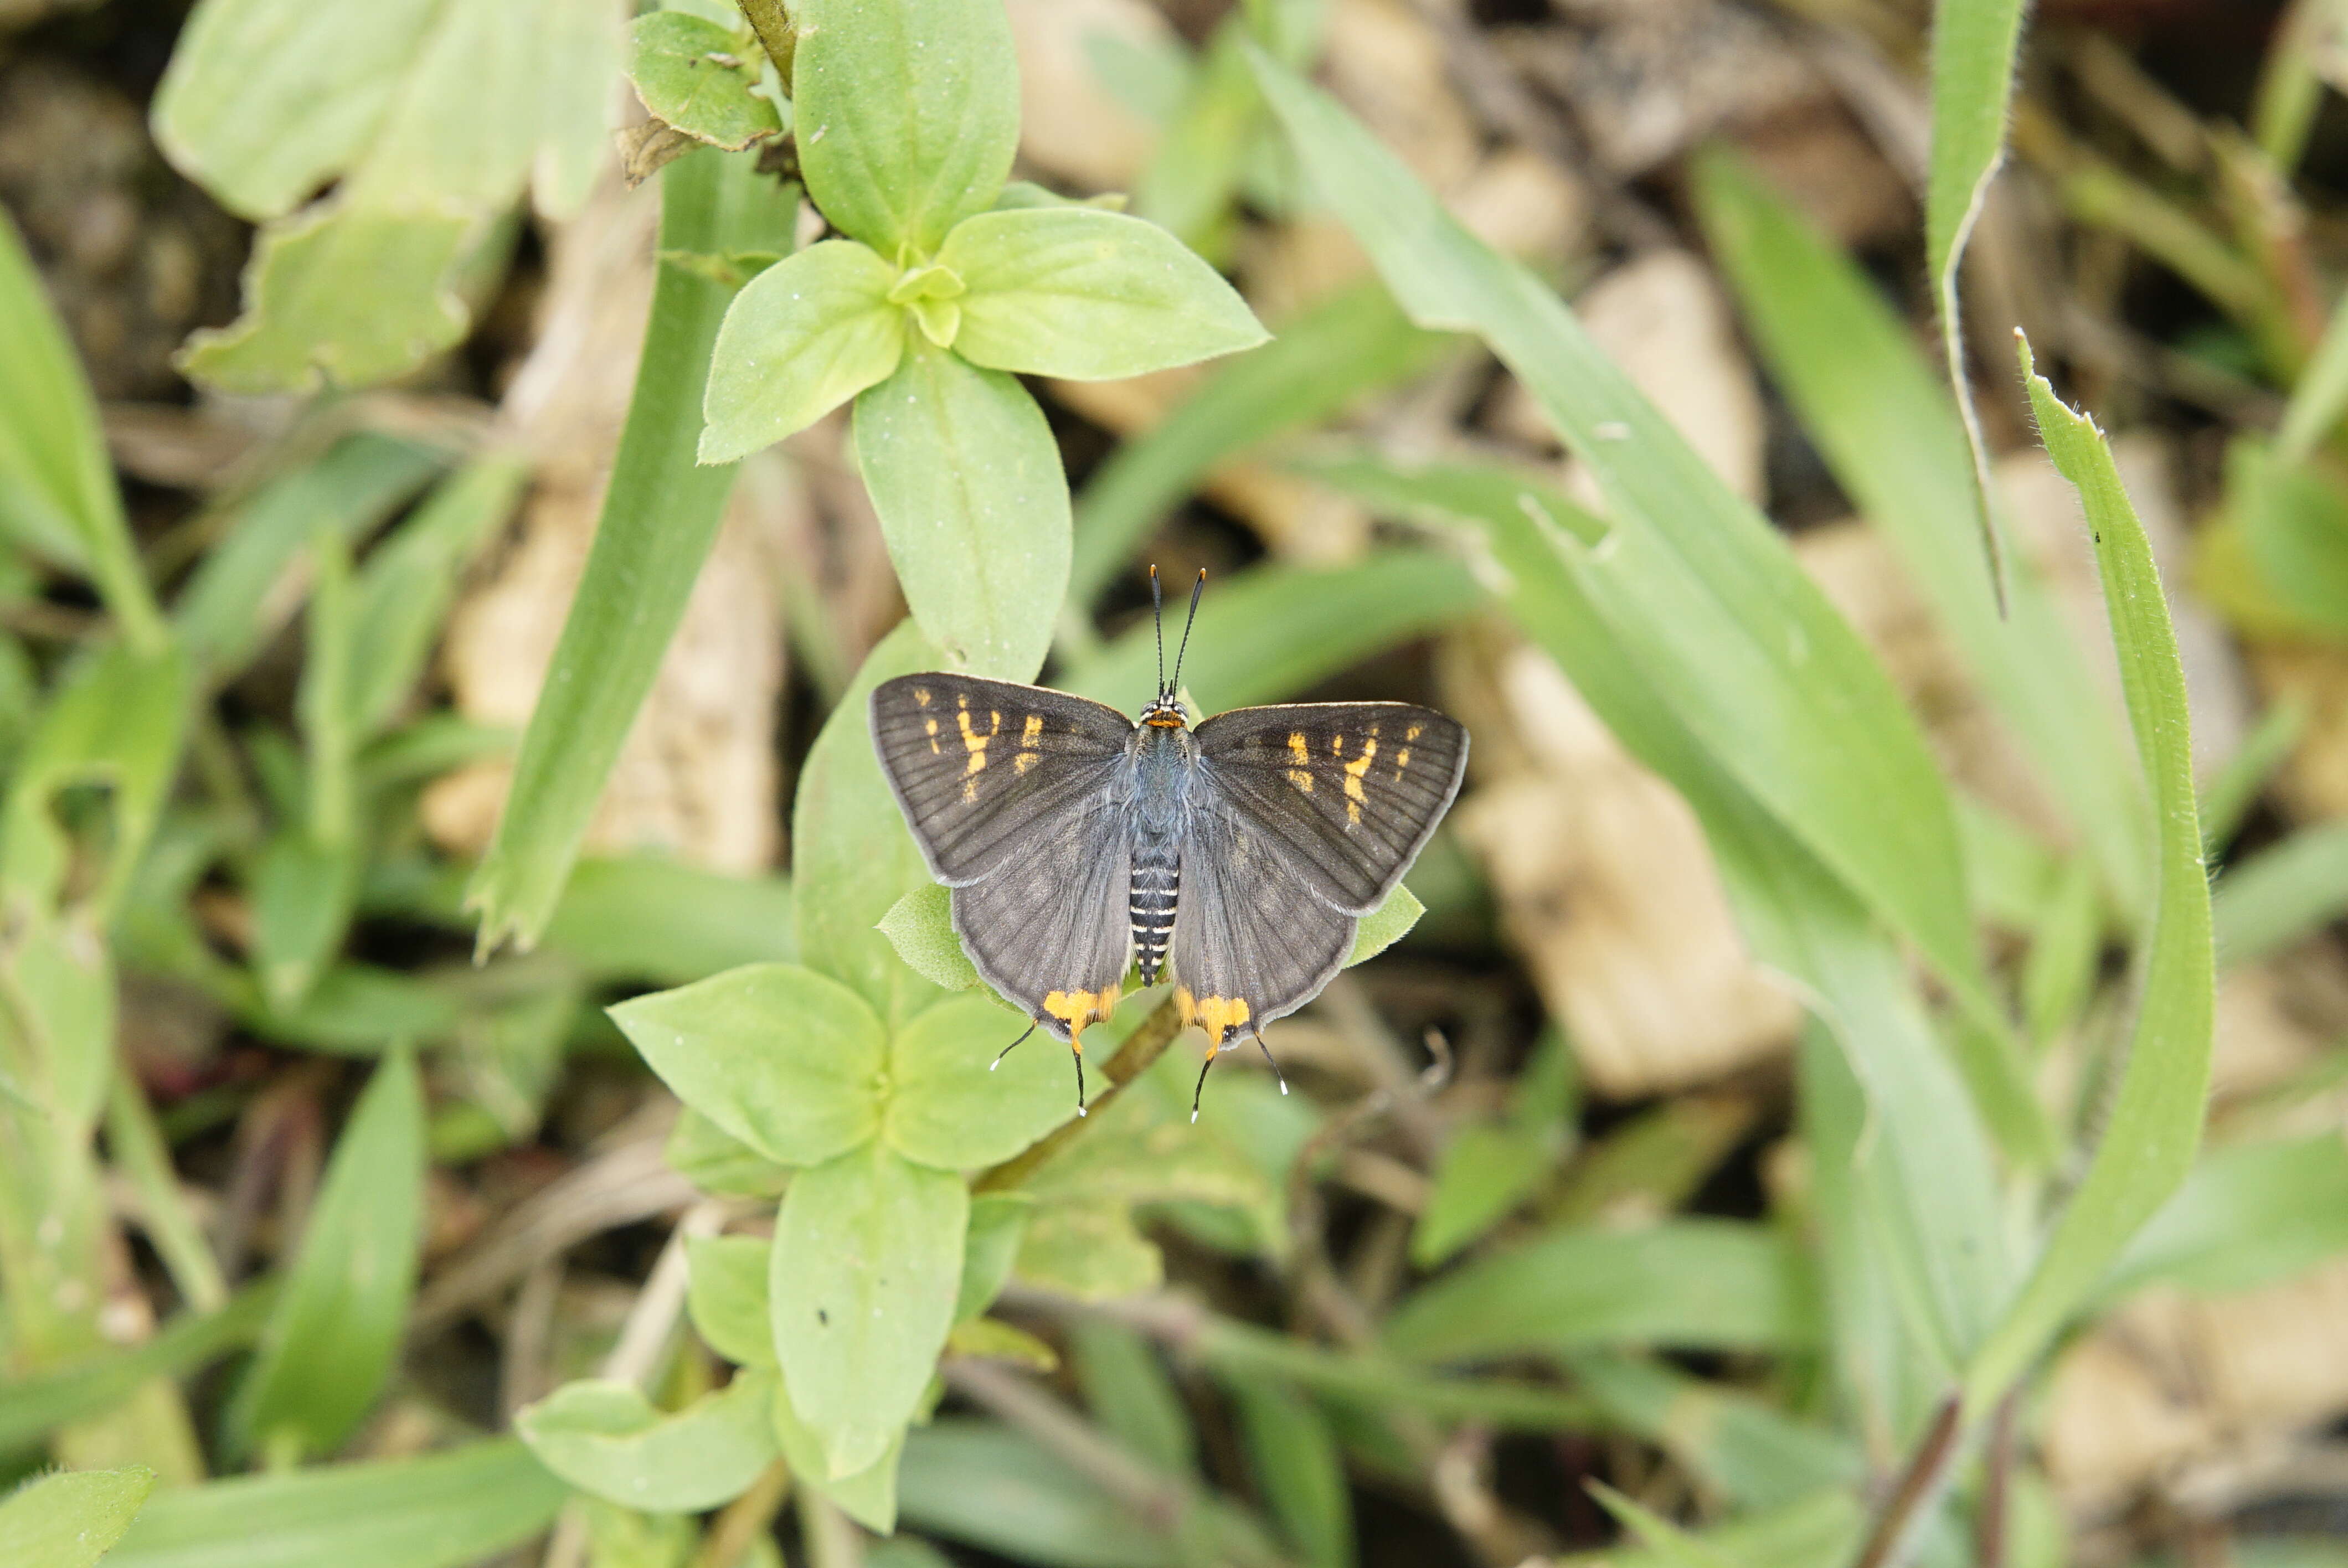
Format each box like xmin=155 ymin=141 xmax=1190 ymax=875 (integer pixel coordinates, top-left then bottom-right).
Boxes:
xmin=870 ymin=673 xmax=1131 ymax=885
xmin=1192 ymin=703 xmax=1468 ymax=914
xmin=1170 ymin=799 xmax=1356 ymax=1045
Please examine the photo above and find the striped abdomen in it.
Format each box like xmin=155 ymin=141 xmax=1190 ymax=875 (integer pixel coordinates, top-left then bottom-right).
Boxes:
xmin=1130 ymin=839 xmax=1179 ymax=984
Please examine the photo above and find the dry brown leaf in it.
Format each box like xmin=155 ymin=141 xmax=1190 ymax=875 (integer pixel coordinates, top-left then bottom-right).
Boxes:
xmin=1005 ymin=0 xmax=1170 ymax=193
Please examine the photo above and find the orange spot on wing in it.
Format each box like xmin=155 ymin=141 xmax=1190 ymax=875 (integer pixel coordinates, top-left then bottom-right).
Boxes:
xmin=914 ymin=688 xmax=932 ymax=706
xmin=1043 ymin=987 xmax=1119 ymax=1046
xmin=1176 ymin=986 xmax=1252 ymax=1045
xmin=1341 ymin=738 xmax=1378 ymax=826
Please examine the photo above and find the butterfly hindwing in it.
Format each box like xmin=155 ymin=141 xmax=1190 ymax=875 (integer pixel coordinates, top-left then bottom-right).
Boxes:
xmin=869 ymin=673 xmax=1130 ymax=885
xmin=1192 ymin=703 xmax=1468 ymax=914
xmin=1170 ymin=793 xmax=1357 ymax=1045
xmin=950 ymin=793 xmax=1132 ymax=1044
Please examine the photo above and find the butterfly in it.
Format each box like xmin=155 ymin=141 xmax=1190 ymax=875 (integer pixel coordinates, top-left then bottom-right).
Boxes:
xmin=869 ymin=569 xmax=1468 ymax=1118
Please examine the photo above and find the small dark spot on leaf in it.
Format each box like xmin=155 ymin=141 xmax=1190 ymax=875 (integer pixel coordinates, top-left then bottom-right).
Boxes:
xmin=817 ymin=1308 xmax=829 ymax=1326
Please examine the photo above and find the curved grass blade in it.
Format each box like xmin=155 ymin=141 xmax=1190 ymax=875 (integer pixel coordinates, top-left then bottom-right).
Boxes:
xmin=1961 ymin=338 xmax=2215 ymax=1412
xmin=1925 ymin=0 xmax=2033 ymax=609
xmin=466 ymin=147 xmax=795 ymax=956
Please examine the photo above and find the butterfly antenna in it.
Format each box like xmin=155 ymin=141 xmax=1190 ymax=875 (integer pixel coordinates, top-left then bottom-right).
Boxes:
xmin=1191 ymin=1051 xmax=1214 ymax=1123
xmin=1170 ymin=568 xmax=1206 ymax=699
xmin=1250 ymin=1023 xmax=1289 ymax=1096
xmin=1150 ymin=564 xmax=1166 ymax=697
xmin=991 ymin=1020 xmax=1038 ymax=1071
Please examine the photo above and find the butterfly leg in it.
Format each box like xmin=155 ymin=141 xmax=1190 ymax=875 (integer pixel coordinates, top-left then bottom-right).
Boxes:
xmin=990 ymin=1019 xmax=1039 ymax=1071
xmin=1249 ymin=1022 xmax=1289 ymax=1096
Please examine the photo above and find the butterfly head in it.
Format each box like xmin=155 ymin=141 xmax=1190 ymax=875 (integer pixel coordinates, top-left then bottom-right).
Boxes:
xmin=1146 ymin=564 xmax=1207 ymax=729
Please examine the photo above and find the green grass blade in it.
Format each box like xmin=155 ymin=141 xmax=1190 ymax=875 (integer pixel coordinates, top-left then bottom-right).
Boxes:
xmin=1962 ymin=340 xmax=2216 ymax=1412
xmin=172 ymin=432 xmax=443 ymax=682
xmin=226 ymin=1050 xmax=425 ymax=1461
xmin=1249 ymin=52 xmax=2002 ymax=1042
xmin=1568 ymin=1354 xmax=1860 ymax=1511
xmin=0 ymin=1284 xmax=275 ymax=1452
xmin=106 ymin=1440 xmax=567 ymax=1568
xmin=1060 ymin=551 xmax=1481 ymax=714
xmin=466 ymin=147 xmax=794 ymax=955
xmin=1925 ymin=0 xmax=2032 ymax=606
xmin=1065 ymin=278 xmax=1446 ymax=608
xmin=2212 ymin=821 xmax=2348 ymax=966
xmin=0 ymin=210 xmax=166 ymax=651
xmin=2276 ymin=287 xmax=2348 ymax=463
xmin=2101 ymin=1132 xmax=2348 ymax=1301
xmin=0 ymin=1466 xmax=155 ymax=1568
xmin=1381 ymin=1220 xmax=1817 ymax=1361
xmin=1693 ymin=149 xmax=2150 ymax=917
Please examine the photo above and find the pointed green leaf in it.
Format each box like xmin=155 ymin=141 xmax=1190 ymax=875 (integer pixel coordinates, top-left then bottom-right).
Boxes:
xmin=609 ymin=962 xmax=884 ymax=1168
xmin=1963 ymin=340 xmax=2216 ymax=1411
xmin=0 ymin=1467 xmax=155 ymax=1568
xmin=941 ymin=208 xmax=1266 ymax=380
xmin=955 ymin=1192 xmax=1032 ymax=1324
xmin=790 ymin=0 xmax=1018 ymax=255
xmin=771 ymin=1379 xmax=903 ymax=1534
xmin=771 ymin=1143 xmax=966 ymax=1478
xmin=699 ymin=240 xmax=904 ymax=462
xmin=517 ymin=1374 xmax=779 ymax=1513
xmin=227 ymin=1050 xmax=425 ymax=1461
xmin=852 ymin=337 xmax=1069 ymax=680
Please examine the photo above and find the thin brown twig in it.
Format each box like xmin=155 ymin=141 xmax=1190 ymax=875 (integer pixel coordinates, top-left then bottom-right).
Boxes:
xmin=697 ymin=1460 xmax=791 ymax=1568
xmin=940 ymin=1358 xmax=1190 ymax=1535
xmin=1853 ymin=1394 xmax=1964 ymax=1568
xmin=1977 ymin=1389 xmax=2020 ymax=1568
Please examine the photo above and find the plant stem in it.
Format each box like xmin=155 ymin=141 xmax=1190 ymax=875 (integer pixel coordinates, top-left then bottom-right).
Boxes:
xmin=735 ymin=0 xmax=796 ymax=82
xmin=1852 ymin=1394 xmax=1963 ymax=1568
xmin=975 ymin=994 xmax=1185 ymax=1193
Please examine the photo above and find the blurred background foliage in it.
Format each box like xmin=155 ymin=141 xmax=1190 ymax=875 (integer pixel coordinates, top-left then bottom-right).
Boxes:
xmin=2 ymin=0 xmax=2348 ymax=1565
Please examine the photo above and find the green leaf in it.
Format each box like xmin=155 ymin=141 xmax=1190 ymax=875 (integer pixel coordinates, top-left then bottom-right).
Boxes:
xmin=1570 ymin=1354 xmax=1859 ymax=1512
xmin=940 ymin=209 xmax=1266 ymax=380
xmin=609 ymin=962 xmax=884 ymax=1168
xmin=2277 ymin=287 xmax=2348 ymax=464
xmin=1588 ymin=1480 xmax=1739 ymax=1568
xmin=173 ymin=432 xmax=443 ymax=682
xmin=664 ymin=1107 xmax=791 ymax=1199
xmin=151 ymin=0 xmax=444 ymax=219
xmin=2214 ymin=821 xmax=2348 ymax=965
xmin=955 ymin=1192 xmax=1032 ymax=1323
xmin=1070 ymin=1318 xmax=1194 ymax=1474
xmin=1962 ymin=340 xmax=2217 ymax=1412
xmin=1250 ymin=53 xmax=2003 ymax=1042
xmin=1068 ymin=278 xmax=1446 ymax=607
xmin=1923 ymin=0 xmax=2032 ymax=602
xmin=629 ymin=12 xmax=784 ymax=152
xmin=884 ymin=992 xmax=1071 ymax=1169
xmin=792 ymin=622 xmax=950 ymax=1027
xmin=0 ymin=1283 xmax=274 ymax=1452
xmin=1382 ymin=1220 xmax=1816 ymax=1363
xmin=1409 ymin=1123 xmax=1553 ymax=1268
xmin=898 ymin=1418 xmax=1167 ymax=1568
xmin=1227 ymin=1380 xmax=1351 ymax=1568
xmin=226 ymin=1049 xmax=425 ymax=1462
xmin=790 ymin=0 xmax=1018 ymax=256
xmin=468 ymin=148 xmax=796 ymax=955
xmin=687 ymin=1234 xmax=776 ymax=1368
xmin=698 ymin=240 xmax=905 ymax=463
xmin=1692 ymin=150 xmax=2151 ymax=918
xmin=517 ymin=1374 xmax=779 ymax=1513
xmin=2102 ymin=1133 xmax=2348 ymax=1301
xmin=876 ymin=884 xmax=981 ymax=992
xmin=346 ymin=456 xmax=529 ymax=736
xmin=771 ymin=1379 xmax=904 ymax=1534
xmin=249 ymin=832 xmax=361 ymax=1012
xmin=536 ymin=856 xmax=795 ymax=986
xmin=1345 ymin=884 xmax=1422 ymax=965
xmin=2 ymin=642 xmax=193 ymax=926
xmin=1062 ymin=551 xmax=1481 ymax=715
xmin=176 ymin=202 xmax=478 ymax=394
xmin=771 ymin=1143 xmax=966 ymax=1478
xmin=0 ymin=1467 xmax=155 ymax=1568
xmin=106 ymin=1440 xmax=567 ymax=1568
xmin=2234 ymin=439 xmax=2348 ymax=640
xmin=853 ymin=336 xmax=1069 ymax=680
xmin=0 ymin=213 xmax=166 ymax=647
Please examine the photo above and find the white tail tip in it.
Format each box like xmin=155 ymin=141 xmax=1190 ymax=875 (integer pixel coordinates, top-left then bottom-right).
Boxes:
xmin=1077 ymin=1105 xmax=1087 ymax=1117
